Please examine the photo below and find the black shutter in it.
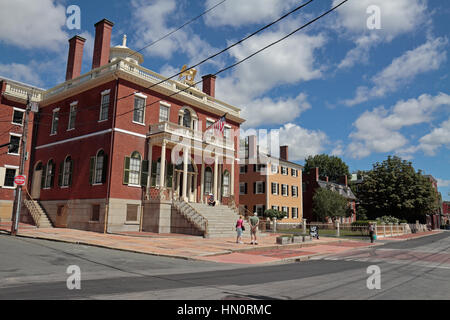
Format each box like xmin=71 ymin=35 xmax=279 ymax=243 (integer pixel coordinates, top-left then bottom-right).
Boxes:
xmin=50 ymin=162 xmax=55 ymax=188
xmin=101 ymin=153 xmax=108 ymax=184
xmin=151 ymin=160 xmax=157 ymax=187
xmin=253 ymin=164 xmax=256 ymax=172
xmin=123 ymin=157 xmax=130 ymax=185
xmin=41 ymin=164 xmax=47 ymax=189
xmin=68 ymin=159 xmax=73 ymax=186
xmin=89 ymin=157 xmax=95 ymax=185
xmin=58 ymin=161 xmax=63 ymax=187
xmin=245 ymin=165 xmax=248 ymax=173
xmin=253 ymin=182 xmax=256 ymax=194
xmin=253 ymin=205 xmax=256 ymax=214
xmin=141 ymin=160 xmax=149 ymax=187
xmin=244 ymin=183 xmax=247 ymax=194
xmin=277 ymin=183 xmax=280 ymax=195
xmin=262 ymin=182 xmax=266 ymax=194
xmin=166 ymin=162 xmax=174 ymax=188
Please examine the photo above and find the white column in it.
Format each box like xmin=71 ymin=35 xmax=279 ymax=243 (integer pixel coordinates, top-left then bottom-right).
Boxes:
xmin=213 ymin=155 xmax=218 ymax=202
xmin=182 ymin=147 xmax=189 ymax=201
xmin=200 ymin=161 xmax=205 ymax=203
xmin=194 ymin=174 xmax=198 ymax=202
xmin=146 ymin=140 xmax=153 ymax=198
xmin=176 ymin=171 xmax=181 ymax=198
xmin=231 ymin=156 xmax=235 ymax=196
xmin=159 ymin=141 xmax=166 ymax=189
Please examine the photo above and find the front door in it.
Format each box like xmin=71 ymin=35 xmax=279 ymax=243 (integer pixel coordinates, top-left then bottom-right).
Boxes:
xmin=31 ymin=168 xmax=42 ymax=199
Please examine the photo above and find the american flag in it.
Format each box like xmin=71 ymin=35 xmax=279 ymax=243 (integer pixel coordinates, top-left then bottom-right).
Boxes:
xmin=206 ymin=114 xmax=227 ymax=137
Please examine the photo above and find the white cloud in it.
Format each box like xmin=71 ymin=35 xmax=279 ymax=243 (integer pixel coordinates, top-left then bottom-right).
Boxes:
xmin=240 ymin=93 xmax=311 ymax=127
xmin=0 ymin=62 xmax=42 ymax=86
xmin=347 ymin=93 xmax=450 ymax=159
xmin=417 ymin=117 xmax=450 ymax=155
xmin=0 ymin=0 xmax=68 ymax=51
xmin=437 ymin=178 xmax=450 ymax=188
xmin=278 ymin=123 xmax=328 ymax=161
xmin=204 ymin=0 xmax=299 ymax=27
xmin=334 ymin=0 xmax=428 ymax=69
xmin=215 ymin=26 xmax=326 ymax=127
xmin=130 ymin=0 xmax=218 ymax=64
xmin=344 ymin=37 xmax=448 ymax=106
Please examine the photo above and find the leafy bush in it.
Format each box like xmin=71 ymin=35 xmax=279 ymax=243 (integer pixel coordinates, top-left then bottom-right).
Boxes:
xmin=376 ymin=215 xmax=400 ymax=224
xmin=264 ymin=209 xmax=287 ymax=221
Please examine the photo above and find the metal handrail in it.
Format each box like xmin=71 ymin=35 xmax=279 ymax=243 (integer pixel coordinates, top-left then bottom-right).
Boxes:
xmin=173 ymin=200 xmax=208 ymax=236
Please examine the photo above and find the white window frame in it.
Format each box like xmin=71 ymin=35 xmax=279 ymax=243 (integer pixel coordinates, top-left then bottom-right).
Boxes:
xmin=292 ymin=207 xmax=298 ymax=219
xmin=292 ymin=185 xmax=298 ymax=197
xmin=2 ymin=165 xmax=19 ymax=189
xmin=255 ymin=181 xmax=264 ymax=194
xmin=255 ymin=205 xmax=264 ymax=216
xmin=271 ymin=182 xmax=278 ymax=195
xmin=271 ymin=205 xmax=279 ymax=211
xmin=159 ymin=102 xmax=170 ymax=122
xmin=133 ymin=94 xmax=147 ymax=125
xmin=271 ymin=164 xmax=278 ymax=174
xmin=94 ymin=150 xmax=105 ymax=185
xmin=128 ymin=153 xmax=142 ymax=186
xmin=281 ymin=184 xmax=288 ymax=196
xmin=8 ymin=133 xmax=21 ymax=156
xmin=222 ymin=171 xmax=230 ymax=196
xmin=99 ymin=90 xmax=110 ymax=122
xmin=239 ymin=182 xmax=246 ymax=195
xmin=61 ymin=156 xmax=72 ymax=187
xmin=68 ymin=101 xmax=77 ymax=131
xmin=239 ymin=165 xmax=246 ymax=174
xmin=12 ymin=108 xmax=25 ymax=126
xmin=292 ymin=168 xmax=298 ymax=177
xmin=51 ymin=108 xmax=60 ymax=135
xmin=281 ymin=166 xmax=288 ymax=175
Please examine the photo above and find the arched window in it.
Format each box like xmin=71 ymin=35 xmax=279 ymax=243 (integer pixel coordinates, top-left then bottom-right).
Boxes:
xmin=89 ymin=150 xmax=108 ymax=185
xmin=222 ymin=171 xmax=230 ymax=197
xmin=204 ymin=167 xmax=213 ymax=194
xmin=129 ymin=152 xmax=141 ymax=185
xmin=44 ymin=159 xmax=55 ymax=189
xmin=60 ymin=156 xmax=73 ymax=187
xmin=182 ymin=109 xmax=191 ymax=128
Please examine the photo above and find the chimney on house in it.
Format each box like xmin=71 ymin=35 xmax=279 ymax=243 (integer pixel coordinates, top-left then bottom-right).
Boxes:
xmin=339 ymin=175 xmax=348 ymax=187
xmin=202 ymin=74 xmax=216 ymax=97
xmin=66 ymin=35 xmax=86 ymax=81
xmin=310 ymin=168 xmax=319 ymax=181
xmin=92 ymin=19 xmax=114 ymax=70
xmin=280 ymin=146 xmax=288 ymax=161
xmin=248 ymin=135 xmax=258 ymax=161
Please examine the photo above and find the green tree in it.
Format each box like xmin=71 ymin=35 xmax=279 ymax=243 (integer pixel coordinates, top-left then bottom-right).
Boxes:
xmin=356 ymin=156 xmax=439 ymax=223
xmin=313 ymin=188 xmax=349 ymax=222
xmin=304 ymin=154 xmax=350 ymax=183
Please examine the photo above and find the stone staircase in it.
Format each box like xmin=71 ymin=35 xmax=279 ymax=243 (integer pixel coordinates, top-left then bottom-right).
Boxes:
xmin=23 ymin=199 xmax=53 ymax=228
xmin=188 ymin=203 xmax=245 ymax=238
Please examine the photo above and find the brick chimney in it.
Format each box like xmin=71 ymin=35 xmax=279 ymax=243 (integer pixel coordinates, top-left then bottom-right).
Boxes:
xmin=339 ymin=175 xmax=348 ymax=187
xmin=66 ymin=35 xmax=86 ymax=81
xmin=310 ymin=168 xmax=319 ymax=181
xmin=248 ymin=135 xmax=258 ymax=161
xmin=92 ymin=19 xmax=114 ymax=70
xmin=202 ymin=74 xmax=216 ymax=97
xmin=280 ymin=146 xmax=288 ymax=161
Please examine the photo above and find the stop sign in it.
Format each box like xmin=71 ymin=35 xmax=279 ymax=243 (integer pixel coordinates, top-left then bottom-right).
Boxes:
xmin=14 ymin=175 xmax=26 ymax=186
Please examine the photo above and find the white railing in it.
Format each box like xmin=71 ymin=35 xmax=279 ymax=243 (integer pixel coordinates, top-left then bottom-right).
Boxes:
xmin=173 ymin=200 xmax=208 ymax=237
xmin=43 ymin=58 xmax=241 ymax=118
xmin=149 ymin=121 xmax=235 ymax=151
xmin=4 ymin=82 xmax=43 ymax=102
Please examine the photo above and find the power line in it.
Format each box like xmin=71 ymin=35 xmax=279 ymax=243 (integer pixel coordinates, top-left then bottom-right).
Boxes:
xmin=25 ymin=0 xmax=316 ymax=124
xmin=6 ymin=0 xmax=348 ymax=133
xmin=127 ymin=0 xmax=228 ymax=60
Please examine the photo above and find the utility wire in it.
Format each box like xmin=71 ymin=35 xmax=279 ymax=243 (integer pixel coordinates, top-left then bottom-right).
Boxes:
xmin=8 ymin=0 xmax=348 ymax=131
xmin=126 ymin=0 xmax=228 ymax=60
xmin=29 ymin=0 xmax=315 ymax=119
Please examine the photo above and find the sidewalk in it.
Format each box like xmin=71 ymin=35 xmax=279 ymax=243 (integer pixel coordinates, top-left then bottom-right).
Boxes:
xmin=0 ymin=222 xmax=440 ymax=265
xmin=377 ymin=230 xmax=442 ymax=241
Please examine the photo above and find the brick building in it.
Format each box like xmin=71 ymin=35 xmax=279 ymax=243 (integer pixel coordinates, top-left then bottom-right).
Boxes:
xmin=239 ymin=135 xmax=303 ymax=225
xmin=443 ymin=201 xmax=450 ymax=225
xmin=5 ymin=19 xmax=245 ymax=236
xmin=302 ymin=168 xmax=356 ymax=223
xmin=0 ymin=77 xmax=43 ymax=221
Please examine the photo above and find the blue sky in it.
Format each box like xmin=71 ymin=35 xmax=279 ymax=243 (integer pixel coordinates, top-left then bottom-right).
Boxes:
xmin=0 ymin=0 xmax=449 ymax=199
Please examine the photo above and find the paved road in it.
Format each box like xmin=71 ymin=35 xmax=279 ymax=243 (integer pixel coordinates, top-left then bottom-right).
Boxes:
xmin=1 ymin=232 xmax=449 ymax=300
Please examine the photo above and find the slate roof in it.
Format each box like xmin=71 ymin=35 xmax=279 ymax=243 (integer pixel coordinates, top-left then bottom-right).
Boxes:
xmin=317 ymin=181 xmax=357 ymax=200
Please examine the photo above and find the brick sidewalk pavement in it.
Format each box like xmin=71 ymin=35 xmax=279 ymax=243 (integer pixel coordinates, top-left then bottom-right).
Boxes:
xmin=0 ymin=222 xmax=440 ymax=265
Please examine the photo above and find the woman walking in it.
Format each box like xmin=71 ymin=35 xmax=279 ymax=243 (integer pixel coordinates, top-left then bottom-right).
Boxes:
xmin=236 ymin=215 xmax=244 ymax=244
